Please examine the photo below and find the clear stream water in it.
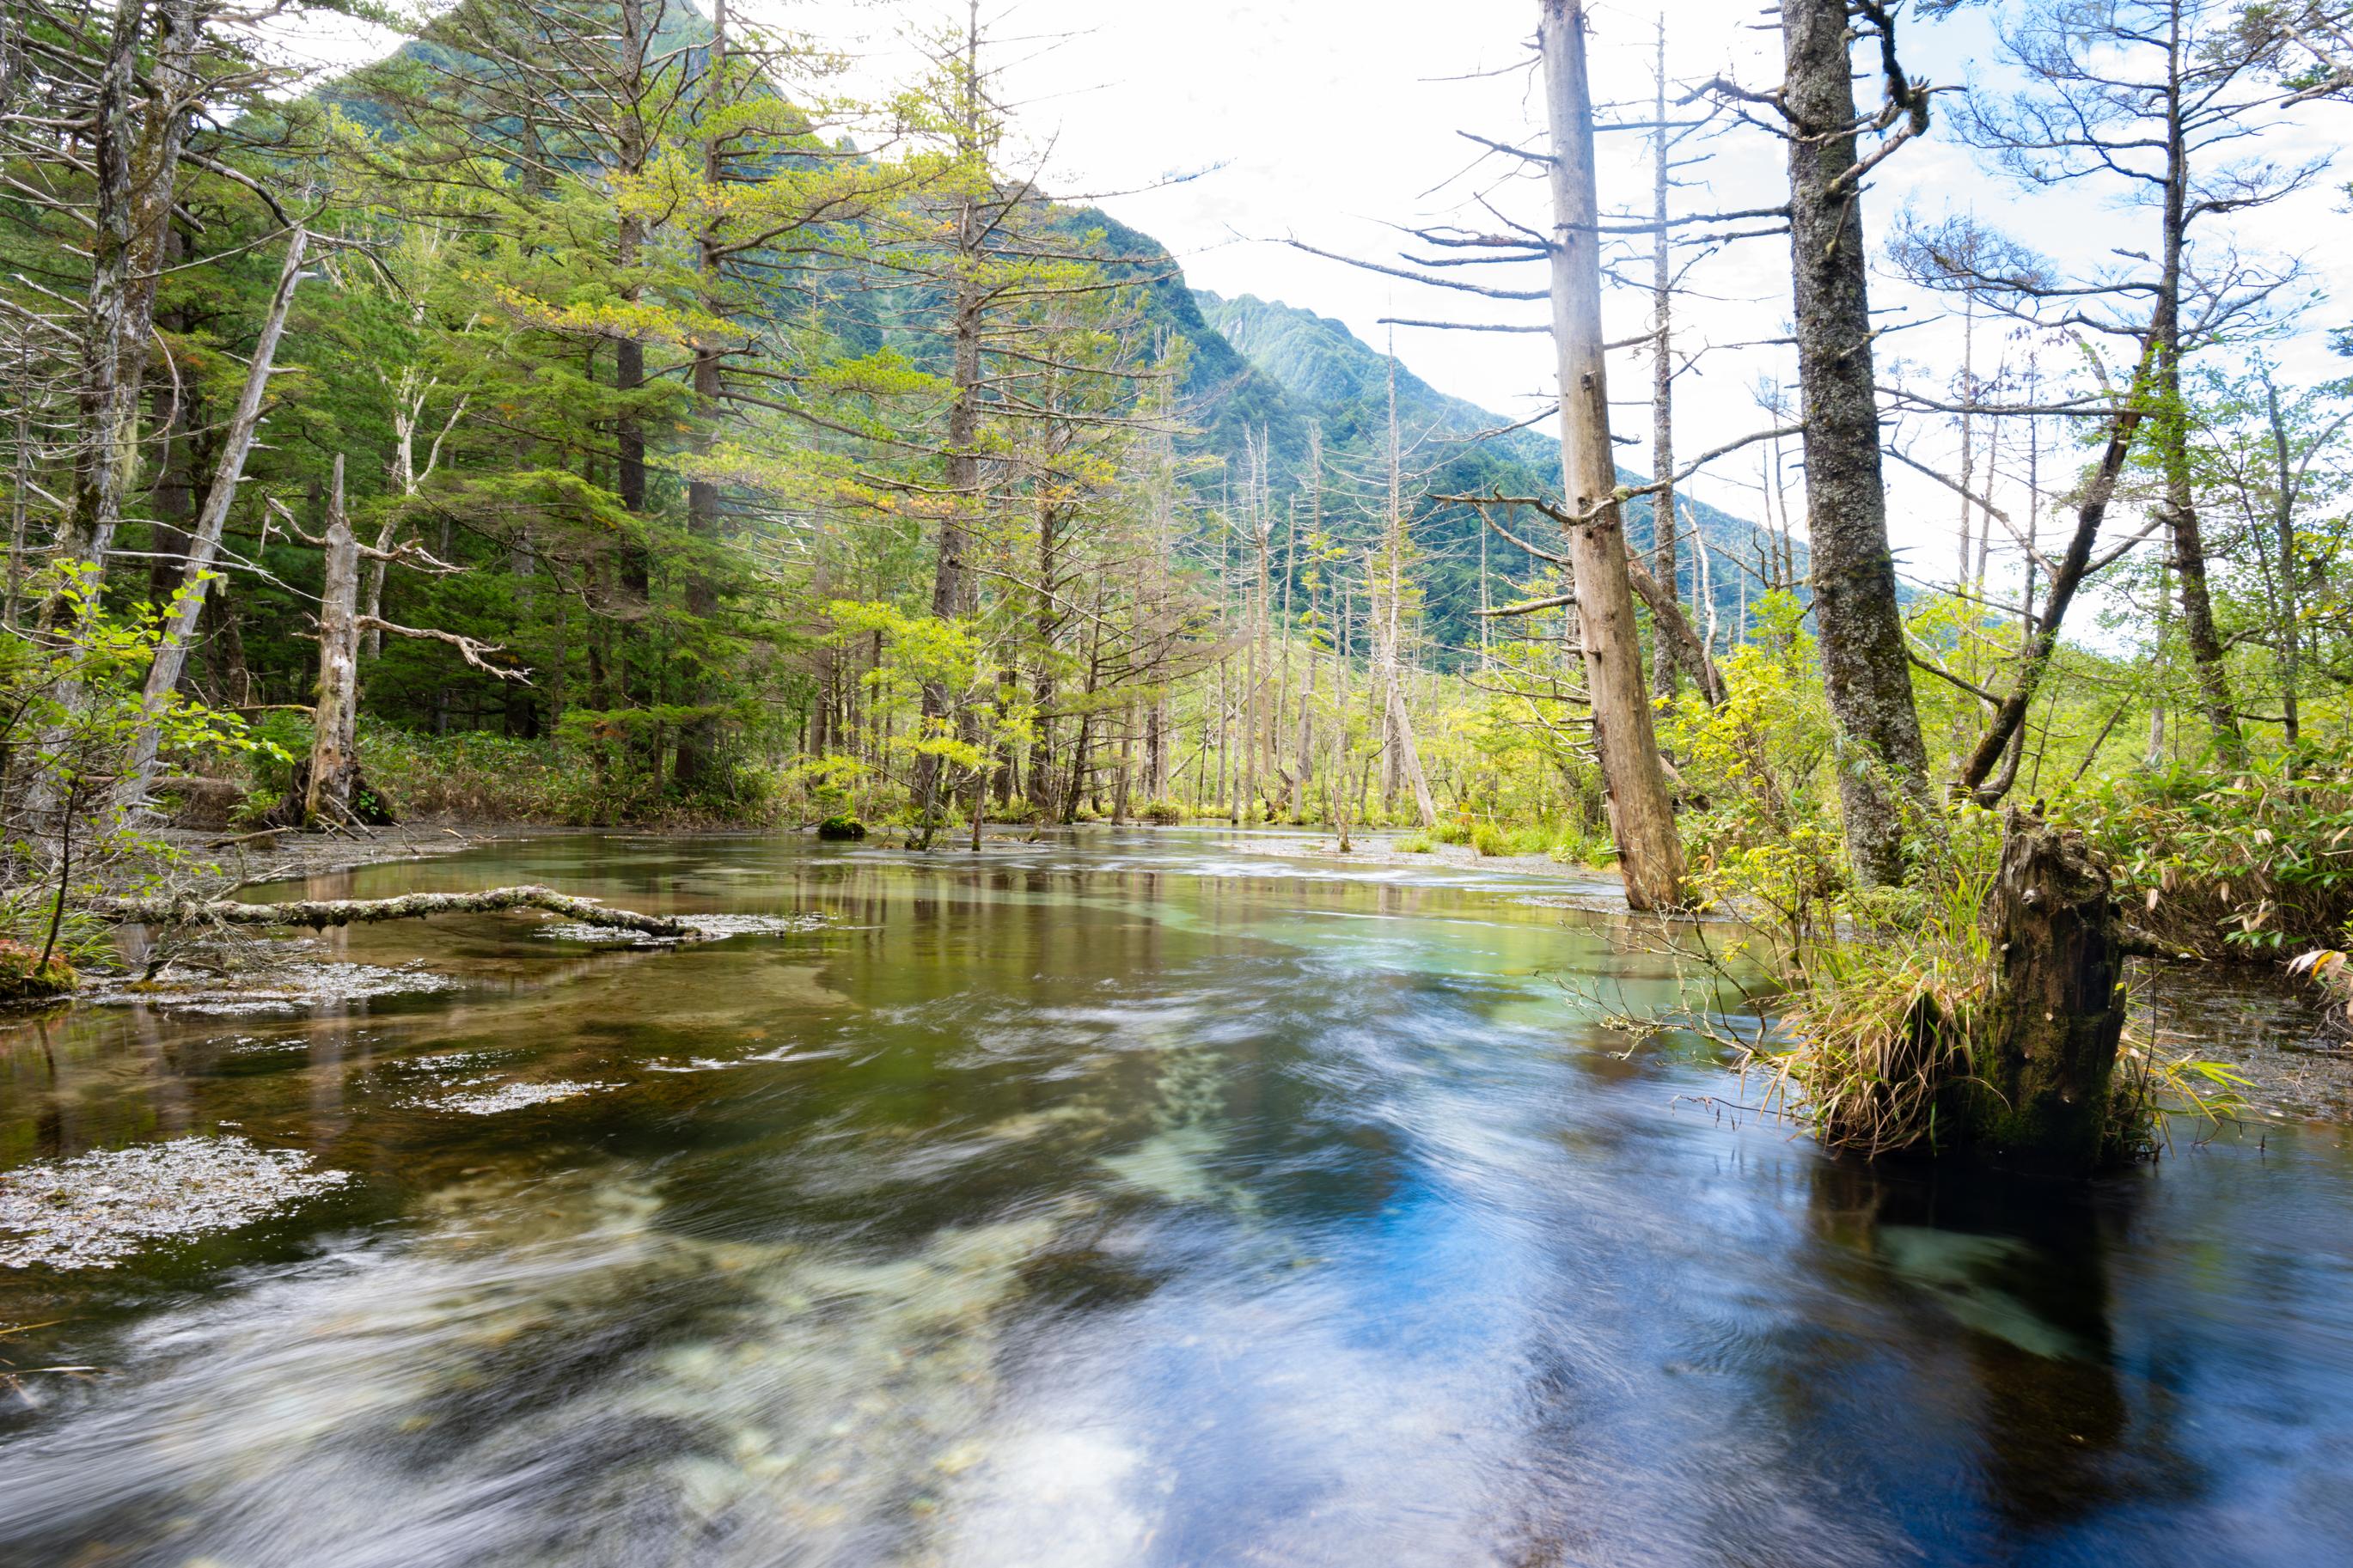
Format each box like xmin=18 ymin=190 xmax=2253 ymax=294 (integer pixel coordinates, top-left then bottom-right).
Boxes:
xmin=0 ymin=828 xmax=2348 ymax=1567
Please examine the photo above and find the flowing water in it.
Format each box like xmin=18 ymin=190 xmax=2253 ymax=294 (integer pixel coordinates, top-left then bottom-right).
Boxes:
xmin=1 ymin=828 xmax=2349 ymax=1567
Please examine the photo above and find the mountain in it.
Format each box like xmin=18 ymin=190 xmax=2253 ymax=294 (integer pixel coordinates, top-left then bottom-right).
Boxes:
xmin=1182 ymin=290 xmax=1799 ymax=663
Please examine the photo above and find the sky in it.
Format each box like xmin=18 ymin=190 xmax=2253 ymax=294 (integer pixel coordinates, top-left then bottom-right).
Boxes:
xmin=284 ymin=0 xmax=2353 ymax=594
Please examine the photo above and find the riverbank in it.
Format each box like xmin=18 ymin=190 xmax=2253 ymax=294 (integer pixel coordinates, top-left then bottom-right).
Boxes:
xmin=161 ymin=821 xmax=553 ymax=884
xmin=105 ymin=820 xmax=2353 ymax=1126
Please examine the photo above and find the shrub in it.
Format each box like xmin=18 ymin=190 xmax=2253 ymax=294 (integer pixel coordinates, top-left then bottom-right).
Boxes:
xmin=816 ymin=815 xmax=867 ymax=841
xmin=1141 ymin=799 xmax=1187 ymax=825
xmin=2065 ymin=764 xmax=2353 ymax=957
xmin=1549 ymin=824 xmax=1614 ymax=867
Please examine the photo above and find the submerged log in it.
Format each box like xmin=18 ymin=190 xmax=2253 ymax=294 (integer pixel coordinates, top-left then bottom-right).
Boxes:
xmin=90 ymin=885 xmax=689 ymax=938
xmin=1947 ymin=811 xmax=2133 ymax=1170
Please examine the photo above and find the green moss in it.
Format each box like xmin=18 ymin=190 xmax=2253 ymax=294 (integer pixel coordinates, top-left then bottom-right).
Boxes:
xmin=816 ymin=816 xmax=868 ymax=842
xmin=0 ymin=938 xmax=76 ymax=1003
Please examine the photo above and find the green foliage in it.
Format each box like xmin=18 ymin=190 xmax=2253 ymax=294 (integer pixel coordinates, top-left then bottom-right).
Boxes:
xmin=1660 ymin=594 xmax=1845 ymax=938
xmin=356 ymin=725 xmax=588 ymax=823
xmin=0 ymin=570 xmax=273 ymax=972
xmin=816 ymin=816 xmax=867 ymax=842
xmin=2064 ymin=764 xmax=2353 ymax=955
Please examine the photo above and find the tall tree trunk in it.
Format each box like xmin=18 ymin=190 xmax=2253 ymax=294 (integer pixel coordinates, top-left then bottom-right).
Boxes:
xmin=1780 ymin=0 xmax=1934 ymax=885
xmin=303 ymin=456 xmax=363 ymax=826
xmin=674 ymin=0 xmax=730 ymax=791
xmin=1647 ymin=16 xmax=1679 ymax=701
xmin=121 ymin=229 xmax=308 ymax=805
xmin=914 ymin=8 xmax=987 ymax=824
xmin=2265 ymin=381 xmax=2303 ymax=756
xmin=2153 ymin=27 xmax=2241 ymax=766
xmin=1542 ymin=0 xmax=1683 ymax=908
xmin=52 ymin=0 xmax=193 ymax=611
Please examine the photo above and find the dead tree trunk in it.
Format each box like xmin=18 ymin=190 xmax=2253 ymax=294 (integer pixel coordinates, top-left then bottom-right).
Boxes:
xmin=1647 ymin=16 xmax=1679 ymax=703
xmin=1541 ymin=0 xmax=1684 ymax=910
xmin=302 ymin=455 xmax=364 ymax=826
xmin=122 ymin=228 xmax=308 ymax=807
xmin=1950 ymin=812 xmax=2133 ymax=1171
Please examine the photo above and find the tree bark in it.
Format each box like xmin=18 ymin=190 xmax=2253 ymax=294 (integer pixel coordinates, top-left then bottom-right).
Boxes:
xmin=302 ymin=455 xmax=363 ymax=826
xmin=52 ymin=0 xmax=194 ymax=607
xmin=93 ymin=885 xmax=688 ymax=938
xmin=1647 ymin=17 xmax=1679 ymax=701
xmin=1780 ymin=0 xmax=1934 ymax=885
xmin=121 ymin=228 xmax=309 ymax=805
xmin=1541 ymin=0 xmax=1684 ymax=908
xmin=674 ymin=0 xmax=730 ymax=790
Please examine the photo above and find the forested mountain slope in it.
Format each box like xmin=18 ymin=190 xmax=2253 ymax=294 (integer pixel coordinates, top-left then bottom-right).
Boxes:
xmin=1189 ymin=290 xmax=1801 ymax=662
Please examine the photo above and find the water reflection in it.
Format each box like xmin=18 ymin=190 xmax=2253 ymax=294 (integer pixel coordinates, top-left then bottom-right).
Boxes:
xmin=0 ymin=827 xmax=2346 ymax=1565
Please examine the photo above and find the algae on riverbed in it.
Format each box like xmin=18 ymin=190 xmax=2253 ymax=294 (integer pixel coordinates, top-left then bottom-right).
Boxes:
xmin=0 ymin=1136 xmax=350 ymax=1270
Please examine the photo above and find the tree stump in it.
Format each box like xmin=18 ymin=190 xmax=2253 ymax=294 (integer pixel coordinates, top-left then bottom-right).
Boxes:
xmin=1948 ymin=810 xmax=2132 ymax=1171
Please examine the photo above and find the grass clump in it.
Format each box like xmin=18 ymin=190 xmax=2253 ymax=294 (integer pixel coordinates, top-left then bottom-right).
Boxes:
xmin=1393 ymin=832 xmax=1433 ymax=854
xmin=1470 ymin=821 xmax=1509 ymax=857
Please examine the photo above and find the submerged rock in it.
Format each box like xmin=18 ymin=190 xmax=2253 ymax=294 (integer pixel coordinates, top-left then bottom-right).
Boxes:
xmin=0 ymin=1136 xmax=351 ymax=1271
xmin=409 ymin=1079 xmax=615 ymax=1115
xmin=88 ymin=961 xmax=458 ymax=1016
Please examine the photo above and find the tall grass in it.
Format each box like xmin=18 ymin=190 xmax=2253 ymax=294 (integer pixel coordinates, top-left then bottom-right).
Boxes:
xmin=1742 ymin=838 xmax=2001 ymax=1158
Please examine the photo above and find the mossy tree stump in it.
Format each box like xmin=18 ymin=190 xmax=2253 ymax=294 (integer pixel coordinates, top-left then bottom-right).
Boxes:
xmin=1947 ymin=810 xmax=2133 ymax=1171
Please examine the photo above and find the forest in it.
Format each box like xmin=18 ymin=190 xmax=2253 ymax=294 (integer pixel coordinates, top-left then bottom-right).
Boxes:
xmin=1 ymin=3 xmax=2352 ymax=1559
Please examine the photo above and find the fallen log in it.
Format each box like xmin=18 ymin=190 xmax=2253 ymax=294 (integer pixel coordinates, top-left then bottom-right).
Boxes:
xmin=89 ymin=885 xmax=689 ymax=939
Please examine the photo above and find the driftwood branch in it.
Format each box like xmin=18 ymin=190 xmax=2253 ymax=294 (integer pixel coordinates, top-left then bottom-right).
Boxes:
xmin=90 ymin=885 xmax=688 ymax=938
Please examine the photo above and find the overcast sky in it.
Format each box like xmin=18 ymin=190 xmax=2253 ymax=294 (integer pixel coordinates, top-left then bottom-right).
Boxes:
xmin=290 ymin=0 xmax=2353 ymax=589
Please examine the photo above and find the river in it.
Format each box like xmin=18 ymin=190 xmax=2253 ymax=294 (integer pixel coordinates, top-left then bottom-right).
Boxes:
xmin=1 ymin=828 xmax=2348 ymax=1565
